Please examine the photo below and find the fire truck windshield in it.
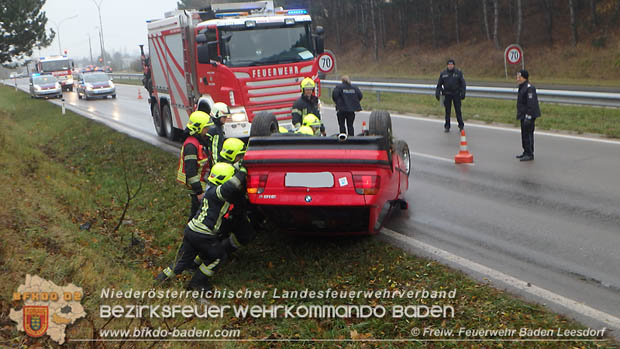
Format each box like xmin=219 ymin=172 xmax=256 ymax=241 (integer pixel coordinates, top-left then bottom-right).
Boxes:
xmin=41 ymin=60 xmax=71 ymax=72
xmin=220 ymin=24 xmax=313 ymax=67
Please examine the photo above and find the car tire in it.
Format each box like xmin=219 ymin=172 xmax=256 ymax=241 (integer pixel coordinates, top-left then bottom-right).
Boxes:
xmin=369 ymin=110 xmax=392 ymax=140
xmin=250 ymin=111 xmax=279 ymax=137
xmin=152 ymin=103 xmax=165 ymax=137
xmin=162 ymin=104 xmax=180 ymax=141
xmin=112 ymin=94 xmax=116 ymax=99
xmin=78 ymin=92 xmax=82 ymax=99
xmin=394 ymin=140 xmax=411 ymax=176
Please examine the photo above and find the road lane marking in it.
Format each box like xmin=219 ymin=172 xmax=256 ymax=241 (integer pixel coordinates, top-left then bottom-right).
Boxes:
xmin=411 ymin=152 xmax=474 ymax=166
xmin=381 ymin=227 xmax=620 ymax=331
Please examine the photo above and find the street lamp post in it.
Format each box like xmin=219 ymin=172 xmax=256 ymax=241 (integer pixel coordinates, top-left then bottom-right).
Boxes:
xmin=92 ymin=0 xmax=106 ymax=64
xmin=49 ymin=15 xmax=78 ymax=55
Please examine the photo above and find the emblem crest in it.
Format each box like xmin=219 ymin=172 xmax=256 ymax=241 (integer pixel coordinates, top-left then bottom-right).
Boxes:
xmin=23 ymin=306 xmax=48 ymax=337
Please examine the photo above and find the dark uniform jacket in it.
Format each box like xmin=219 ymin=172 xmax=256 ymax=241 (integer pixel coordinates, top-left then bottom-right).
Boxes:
xmin=292 ymin=94 xmax=321 ymax=127
xmin=332 ymin=82 xmax=363 ymax=112
xmin=517 ymin=81 xmax=541 ymax=120
xmin=435 ymin=68 xmax=466 ymax=99
xmin=187 ymin=170 xmax=247 ymax=235
xmin=206 ymin=121 xmax=225 ymax=164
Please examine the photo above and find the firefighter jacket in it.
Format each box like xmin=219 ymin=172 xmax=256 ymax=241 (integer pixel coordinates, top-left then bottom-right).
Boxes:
xmin=292 ymin=94 xmax=321 ymax=128
xmin=517 ymin=81 xmax=541 ymax=120
xmin=187 ymin=170 xmax=247 ymax=236
xmin=207 ymin=121 xmax=225 ymax=164
xmin=332 ymin=82 xmax=363 ymax=112
xmin=435 ymin=68 xmax=466 ymax=98
xmin=176 ymin=135 xmax=210 ymax=194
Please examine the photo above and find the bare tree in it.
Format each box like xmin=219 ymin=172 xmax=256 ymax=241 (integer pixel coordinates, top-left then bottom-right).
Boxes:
xmin=430 ymin=0 xmax=438 ymax=48
xmin=541 ymin=0 xmax=554 ymax=45
xmin=370 ymin=0 xmax=379 ymax=60
xmin=590 ymin=0 xmax=598 ymax=30
xmin=516 ymin=0 xmax=522 ymax=44
xmin=493 ymin=0 xmax=500 ymax=49
xmin=569 ymin=0 xmax=578 ymax=46
xmin=397 ymin=0 xmax=410 ymax=48
xmin=482 ymin=0 xmax=491 ymax=41
xmin=455 ymin=0 xmax=460 ymax=44
xmin=615 ymin=0 xmax=620 ymax=24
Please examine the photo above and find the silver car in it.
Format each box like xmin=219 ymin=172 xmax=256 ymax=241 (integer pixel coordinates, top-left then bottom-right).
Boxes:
xmin=29 ymin=75 xmax=62 ymax=99
xmin=76 ymin=72 xmax=116 ymax=100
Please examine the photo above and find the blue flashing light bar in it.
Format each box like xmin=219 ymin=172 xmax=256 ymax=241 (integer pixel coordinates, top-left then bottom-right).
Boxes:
xmin=287 ymin=9 xmax=307 ymax=15
xmin=215 ymin=12 xmax=247 ymax=18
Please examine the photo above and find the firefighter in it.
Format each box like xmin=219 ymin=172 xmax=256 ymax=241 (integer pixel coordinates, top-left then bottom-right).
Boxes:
xmin=435 ymin=59 xmax=466 ymax=132
xmin=295 ymin=125 xmax=315 ymax=136
xmin=292 ymin=77 xmax=326 ymax=136
xmin=207 ymin=102 xmax=230 ymax=164
xmin=302 ymin=114 xmax=322 ymax=136
xmin=180 ymin=162 xmax=248 ymax=291
xmin=217 ymin=138 xmax=256 ymax=255
xmin=176 ymin=110 xmax=213 ymax=221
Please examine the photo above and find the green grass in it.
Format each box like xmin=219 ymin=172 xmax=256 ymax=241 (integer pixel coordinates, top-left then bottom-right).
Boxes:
xmin=0 ymin=84 xmax=616 ymax=348
xmin=321 ymin=87 xmax=620 ymax=139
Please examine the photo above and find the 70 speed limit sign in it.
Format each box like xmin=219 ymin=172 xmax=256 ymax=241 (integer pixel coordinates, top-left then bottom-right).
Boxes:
xmin=317 ymin=51 xmax=336 ymax=74
xmin=503 ymin=44 xmax=525 ymax=78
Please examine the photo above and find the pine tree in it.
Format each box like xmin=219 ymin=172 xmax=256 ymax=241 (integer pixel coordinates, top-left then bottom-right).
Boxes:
xmin=0 ymin=0 xmax=55 ymax=64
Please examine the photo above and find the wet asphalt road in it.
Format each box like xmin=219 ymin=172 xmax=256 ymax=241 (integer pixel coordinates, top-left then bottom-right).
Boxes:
xmin=8 ymin=79 xmax=620 ymax=334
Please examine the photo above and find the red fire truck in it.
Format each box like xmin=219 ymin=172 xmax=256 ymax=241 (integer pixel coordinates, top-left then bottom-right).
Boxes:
xmin=34 ymin=55 xmax=74 ymax=92
xmin=144 ymin=0 xmax=325 ymax=140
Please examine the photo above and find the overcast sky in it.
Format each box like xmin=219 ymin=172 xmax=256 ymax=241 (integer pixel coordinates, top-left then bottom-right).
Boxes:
xmin=38 ymin=0 xmax=178 ymax=61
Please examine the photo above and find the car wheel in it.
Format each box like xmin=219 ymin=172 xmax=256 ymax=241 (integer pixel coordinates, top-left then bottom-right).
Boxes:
xmin=250 ymin=111 xmax=279 ymax=137
xmin=152 ymin=103 xmax=165 ymax=137
xmin=369 ymin=110 xmax=393 ymax=140
xmin=112 ymin=94 xmax=116 ymax=99
xmin=394 ymin=140 xmax=411 ymax=176
xmin=162 ymin=104 xmax=180 ymax=141
xmin=78 ymin=92 xmax=82 ymax=99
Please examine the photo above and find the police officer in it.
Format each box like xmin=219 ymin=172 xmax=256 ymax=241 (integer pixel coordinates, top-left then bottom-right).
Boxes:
xmin=207 ymin=102 xmax=230 ymax=164
xmin=176 ymin=111 xmax=213 ymax=221
xmin=435 ymin=59 xmax=466 ymax=132
xmin=172 ymin=162 xmax=248 ymax=291
xmin=515 ymin=70 xmax=540 ymax=161
xmin=331 ymin=75 xmax=363 ymax=136
xmin=292 ymin=78 xmax=326 ymax=136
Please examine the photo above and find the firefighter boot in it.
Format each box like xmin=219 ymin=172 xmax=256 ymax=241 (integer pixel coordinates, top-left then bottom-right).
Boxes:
xmin=155 ymin=265 xmax=174 ymax=283
xmin=187 ymin=269 xmax=213 ymax=292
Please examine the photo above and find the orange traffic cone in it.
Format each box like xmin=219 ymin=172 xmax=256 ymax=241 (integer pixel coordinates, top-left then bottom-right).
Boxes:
xmin=362 ymin=121 xmax=369 ymax=135
xmin=137 ymin=88 xmax=143 ymax=99
xmin=454 ymin=130 xmax=474 ymax=164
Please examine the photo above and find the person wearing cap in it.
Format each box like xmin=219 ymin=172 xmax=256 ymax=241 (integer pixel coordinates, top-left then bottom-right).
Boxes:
xmin=515 ymin=70 xmax=540 ymax=161
xmin=435 ymin=59 xmax=466 ymax=132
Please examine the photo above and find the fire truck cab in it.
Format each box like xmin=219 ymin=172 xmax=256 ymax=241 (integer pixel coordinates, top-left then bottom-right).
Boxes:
xmin=35 ymin=56 xmax=74 ymax=92
xmin=145 ymin=0 xmax=324 ymax=141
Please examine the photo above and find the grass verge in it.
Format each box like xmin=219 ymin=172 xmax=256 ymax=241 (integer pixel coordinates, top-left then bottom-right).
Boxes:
xmin=321 ymin=87 xmax=620 ymax=139
xmin=0 ymin=84 xmax=615 ymax=348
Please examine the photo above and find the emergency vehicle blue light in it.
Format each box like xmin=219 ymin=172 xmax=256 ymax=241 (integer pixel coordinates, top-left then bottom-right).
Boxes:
xmin=287 ymin=9 xmax=307 ymax=15
xmin=32 ymin=73 xmax=40 ymax=77
xmin=40 ymin=57 xmax=46 ymax=60
xmin=215 ymin=12 xmax=245 ymax=18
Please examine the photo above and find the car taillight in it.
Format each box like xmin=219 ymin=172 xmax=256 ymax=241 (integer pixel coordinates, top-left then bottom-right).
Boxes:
xmin=353 ymin=175 xmax=380 ymax=195
xmin=247 ymin=174 xmax=267 ymax=194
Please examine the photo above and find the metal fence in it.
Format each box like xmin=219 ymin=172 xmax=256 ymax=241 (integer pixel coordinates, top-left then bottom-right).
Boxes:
xmin=110 ymin=74 xmax=620 ymax=108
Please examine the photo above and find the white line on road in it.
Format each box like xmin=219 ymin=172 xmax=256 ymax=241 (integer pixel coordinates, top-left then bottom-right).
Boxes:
xmin=381 ymin=227 xmax=620 ymax=331
xmin=411 ymin=151 xmax=474 ymax=166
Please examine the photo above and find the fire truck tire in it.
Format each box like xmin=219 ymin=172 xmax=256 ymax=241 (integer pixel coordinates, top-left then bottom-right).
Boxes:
xmin=369 ymin=110 xmax=392 ymax=141
xmin=152 ymin=103 xmax=165 ymax=137
xmin=394 ymin=140 xmax=411 ymax=176
xmin=162 ymin=104 xmax=178 ymax=140
xmin=250 ymin=111 xmax=279 ymax=137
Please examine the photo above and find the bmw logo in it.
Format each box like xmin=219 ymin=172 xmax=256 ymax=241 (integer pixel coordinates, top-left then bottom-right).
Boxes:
xmin=305 ymin=195 xmax=312 ymax=203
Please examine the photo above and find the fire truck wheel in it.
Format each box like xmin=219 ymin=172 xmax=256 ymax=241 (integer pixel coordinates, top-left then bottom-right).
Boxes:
xmin=152 ymin=103 xmax=165 ymax=137
xmin=250 ymin=111 xmax=279 ymax=137
xmin=162 ymin=104 xmax=181 ymax=141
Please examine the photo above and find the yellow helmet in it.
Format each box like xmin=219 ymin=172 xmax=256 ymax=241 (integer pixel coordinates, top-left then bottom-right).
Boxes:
xmin=211 ymin=102 xmax=230 ymax=119
xmin=300 ymin=77 xmax=315 ymax=92
xmin=220 ymin=138 xmax=246 ymax=162
xmin=279 ymin=126 xmax=289 ymax=133
xmin=296 ymin=125 xmax=314 ymax=136
xmin=186 ymin=111 xmax=212 ymax=135
xmin=302 ymin=114 xmax=320 ymax=128
xmin=207 ymin=162 xmax=235 ymax=185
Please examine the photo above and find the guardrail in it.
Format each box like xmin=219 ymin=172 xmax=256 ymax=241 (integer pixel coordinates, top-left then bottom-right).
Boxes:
xmin=110 ymin=73 xmax=620 ymax=108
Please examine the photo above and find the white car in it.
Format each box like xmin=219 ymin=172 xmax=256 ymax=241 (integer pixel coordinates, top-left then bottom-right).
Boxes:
xmin=76 ymin=72 xmax=116 ymax=100
xmin=29 ymin=74 xmax=62 ymax=99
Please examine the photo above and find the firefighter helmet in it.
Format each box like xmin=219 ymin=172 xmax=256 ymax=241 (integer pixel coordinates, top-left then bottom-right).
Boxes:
xmin=208 ymin=162 xmax=235 ymax=185
xmin=220 ymin=138 xmax=246 ymax=162
xmin=296 ymin=125 xmax=314 ymax=136
xmin=211 ymin=102 xmax=230 ymax=119
xmin=302 ymin=114 xmax=321 ymax=128
xmin=279 ymin=126 xmax=289 ymax=133
xmin=300 ymin=77 xmax=315 ymax=92
xmin=186 ymin=111 xmax=212 ymax=135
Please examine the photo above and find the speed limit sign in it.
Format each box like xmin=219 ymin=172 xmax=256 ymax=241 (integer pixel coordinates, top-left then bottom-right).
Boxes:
xmin=503 ymin=44 xmax=525 ymax=78
xmin=505 ymin=45 xmax=522 ymax=64
xmin=317 ymin=51 xmax=335 ymax=74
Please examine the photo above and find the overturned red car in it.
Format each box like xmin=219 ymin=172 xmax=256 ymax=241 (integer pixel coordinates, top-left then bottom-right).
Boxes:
xmin=243 ymin=111 xmax=410 ymax=235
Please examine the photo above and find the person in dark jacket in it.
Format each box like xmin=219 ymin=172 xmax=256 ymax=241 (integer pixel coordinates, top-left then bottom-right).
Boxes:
xmin=515 ymin=70 xmax=541 ymax=161
xmin=435 ymin=59 xmax=466 ymax=132
xmin=292 ymin=78 xmax=326 ymax=135
xmin=331 ymin=75 xmax=363 ymax=136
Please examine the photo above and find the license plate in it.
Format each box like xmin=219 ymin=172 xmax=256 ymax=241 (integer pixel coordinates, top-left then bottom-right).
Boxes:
xmin=285 ymin=172 xmax=334 ymax=188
